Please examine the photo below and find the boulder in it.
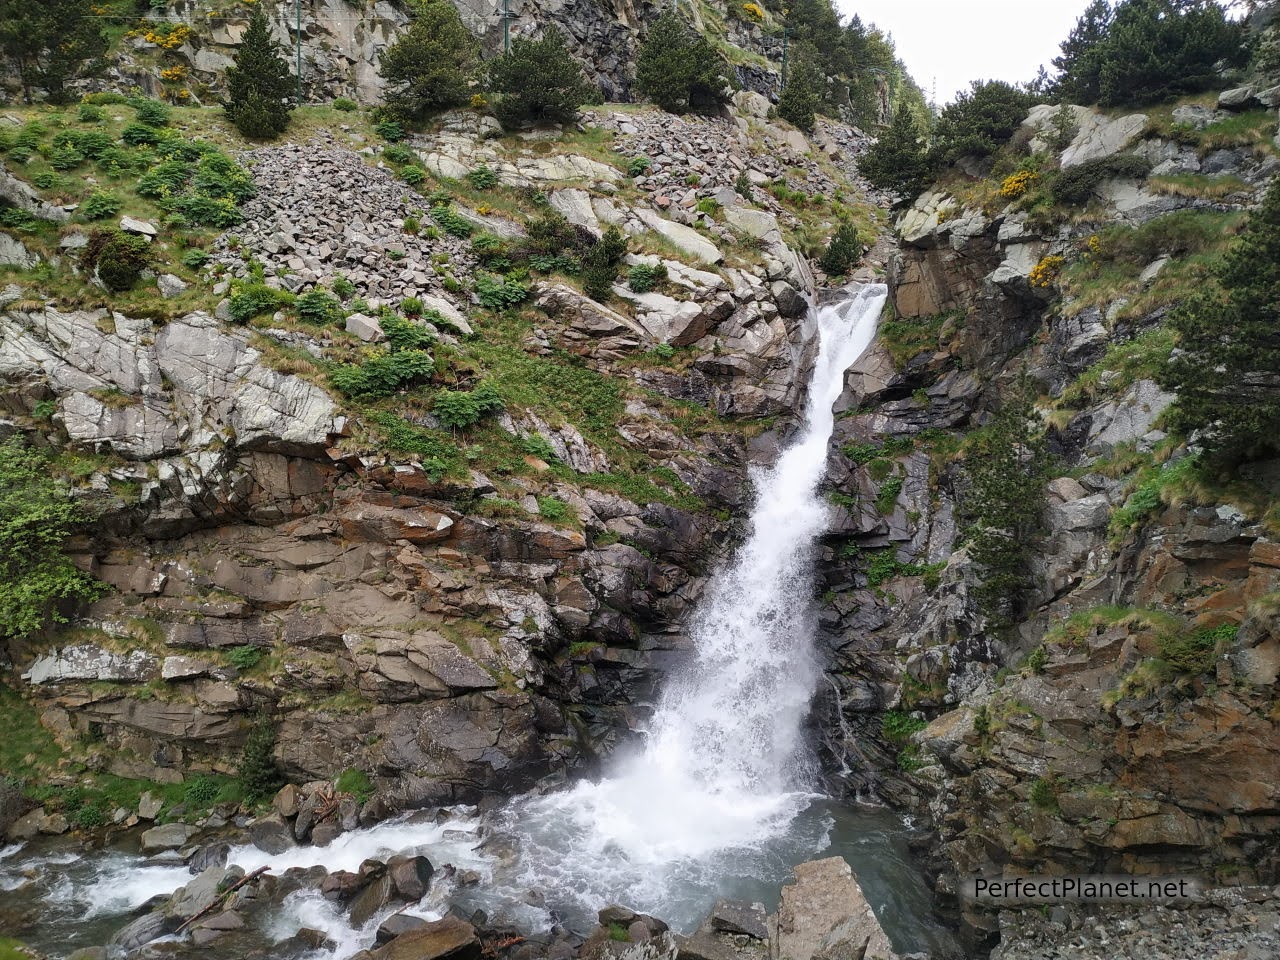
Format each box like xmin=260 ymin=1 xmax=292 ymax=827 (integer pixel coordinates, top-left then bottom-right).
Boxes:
xmin=349 ymin=872 xmax=395 ymax=928
xmin=387 ymin=854 xmax=435 ymax=901
xmin=156 ymin=273 xmax=188 ymax=298
xmin=139 ymin=822 xmax=198 ymax=853
xmin=633 ymin=209 xmax=723 ymax=265
xmin=707 ymin=900 xmax=768 ymax=940
xmin=1217 ymin=86 xmax=1257 ymax=111
xmin=370 ymin=915 xmax=480 ymax=960
xmin=166 ymin=865 xmax=240 ymax=921
xmin=774 ymin=857 xmax=899 ymax=960
xmin=1059 ymin=112 xmax=1148 ymax=168
xmin=377 ymin=913 xmax=431 ymax=945
xmin=248 ymin=811 xmax=297 ymax=854
xmin=346 ymin=312 xmax=386 ymax=342
xmin=119 ymin=215 xmax=158 ymax=237
xmin=22 ymin=645 xmax=159 ymax=684
xmin=723 ymin=206 xmax=779 ymax=241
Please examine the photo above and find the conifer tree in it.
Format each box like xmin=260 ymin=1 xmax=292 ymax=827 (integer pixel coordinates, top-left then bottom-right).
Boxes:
xmin=858 ymin=103 xmax=931 ymax=201
xmin=634 ymin=12 xmax=727 ymax=114
xmin=0 ymin=0 xmax=106 ymax=103
xmin=1051 ymin=0 xmax=1111 ymax=104
xmin=1159 ymin=177 xmax=1280 ymax=463
xmin=225 ymin=7 xmax=295 ymax=140
xmin=487 ymin=28 xmax=600 ymax=130
xmin=776 ymin=47 xmax=822 ymax=132
xmin=379 ymin=0 xmax=478 ymax=120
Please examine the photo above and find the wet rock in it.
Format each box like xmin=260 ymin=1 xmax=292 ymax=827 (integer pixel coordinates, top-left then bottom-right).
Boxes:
xmin=248 ymin=812 xmax=297 ymax=854
xmin=167 ymin=865 xmax=242 ymax=921
xmin=707 ymin=900 xmax=767 ymax=940
xmin=387 ymin=854 xmax=435 ymax=901
xmin=774 ymin=857 xmax=898 ymax=960
xmin=140 ymin=822 xmax=199 ymax=853
xmin=109 ymin=910 xmax=180 ymax=951
xmin=370 ymin=915 xmax=481 ymax=960
xmin=350 ymin=872 xmax=396 ymax=928
xmin=377 ymin=913 xmax=431 ymax=945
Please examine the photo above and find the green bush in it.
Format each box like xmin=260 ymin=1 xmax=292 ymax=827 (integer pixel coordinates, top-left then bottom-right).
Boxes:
xmin=536 ymin=496 xmax=569 ymax=522
xmin=0 ymin=438 xmax=106 ymax=641
xmin=228 ymin=283 xmax=294 ymax=324
xmin=46 ymin=144 xmax=84 ymax=170
xmin=120 ymin=122 xmax=161 ymax=146
xmin=487 ymin=28 xmax=601 ymax=129
xmin=374 ymin=118 xmax=405 ymax=142
xmin=65 ymin=129 xmax=113 ymax=158
xmin=239 ymin=718 xmax=280 ymax=803
xmin=433 ymin=382 xmax=504 ymax=430
xmin=73 ymin=804 xmax=105 ymax=830
xmin=466 ymin=165 xmax=499 ymax=189
xmin=819 ymin=222 xmax=861 ymax=276
xmin=296 ymin=290 xmax=342 ymax=325
xmin=1158 ymin=623 xmax=1236 ymax=675
xmin=380 ymin=313 xmax=434 ymax=351
xmin=329 ymin=349 xmax=434 ymax=399
xmin=520 ymin=434 xmax=558 ymax=462
xmin=431 ymin=204 xmax=474 ymax=238
xmin=193 ymin=153 xmax=257 ymax=203
xmin=333 ymin=97 xmax=358 ymax=112
xmin=400 ymin=165 xmax=426 ymax=186
xmin=383 ymin=143 xmax=414 ymax=165
xmin=225 ymin=8 xmax=294 ymax=139
xmin=184 ymin=776 xmax=220 ymax=807
xmin=136 ymin=159 xmax=191 ymax=197
xmin=627 ymin=262 xmax=667 ymax=293
xmin=881 ymin=710 xmax=927 ymax=744
xmin=332 ymin=275 xmax=355 ymax=299
xmin=131 ymin=98 xmax=171 ymax=127
xmin=181 ymin=248 xmax=209 ymax=269
xmin=335 ymin=767 xmax=374 ymax=802
xmin=475 ymin=272 xmax=529 ymax=310
xmin=226 ymin=645 xmax=263 ymax=669
xmin=628 ymin=155 xmax=652 ymax=178
xmin=1050 ymin=154 xmax=1152 ymax=205
xmin=634 ymin=11 xmax=728 ymax=114
xmin=82 ymin=229 xmax=152 ymax=292
xmin=582 ymin=226 xmax=627 ymax=301
xmin=776 ymin=52 xmax=822 ymax=132
xmin=78 ymin=103 xmax=105 ymax=123
xmin=930 ymin=80 xmax=1033 ymax=165
xmin=79 ymin=191 xmax=122 ymax=221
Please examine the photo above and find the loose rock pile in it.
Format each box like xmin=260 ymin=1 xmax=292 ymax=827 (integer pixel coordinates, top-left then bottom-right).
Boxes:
xmin=208 ymin=137 xmax=476 ymax=308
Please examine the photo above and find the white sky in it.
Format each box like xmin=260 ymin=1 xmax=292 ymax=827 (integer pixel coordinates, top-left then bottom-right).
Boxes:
xmin=836 ymin=1 xmax=1095 ymax=104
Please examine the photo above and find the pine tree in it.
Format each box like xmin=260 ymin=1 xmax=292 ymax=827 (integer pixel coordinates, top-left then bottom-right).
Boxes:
xmin=776 ymin=47 xmax=822 ymax=133
xmin=224 ymin=7 xmax=294 ymax=140
xmin=487 ymin=28 xmax=601 ymax=130
xmin=0 ymin=0 xmax=106 ymax=103
xmin=858 ymin=103 xmax=931 ymax=201
xmin=1159 ymin=177 xmax=1280 ymax=464
xmin=929 ymin=80 xmax=1034 ymax=166
xmin=379 ymin=0 xmax=478 ymax=121
xmin=1051 ymin=0 xmax=1111 ymax=104
xmin=634 ymin=12 xmax=728 ymax=114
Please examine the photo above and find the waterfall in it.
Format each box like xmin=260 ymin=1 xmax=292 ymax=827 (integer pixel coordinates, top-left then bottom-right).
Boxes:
xmin=493 ymin=283 xmax=890 ymax=927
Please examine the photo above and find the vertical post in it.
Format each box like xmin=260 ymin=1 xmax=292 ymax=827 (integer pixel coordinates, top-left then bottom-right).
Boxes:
xmin=295 ymin=0 xmax=303 ymax=102
xmin=781 ymin=24 xmax=788 ymax=87
xmin=502 ymin=0 xmax=511 ymax=54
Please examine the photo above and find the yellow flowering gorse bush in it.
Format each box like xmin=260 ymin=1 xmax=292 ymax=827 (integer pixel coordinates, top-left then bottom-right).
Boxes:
xmin=1000 ymin=169 xmax=1039 ymax=200
xmin=1029 ymin=254 xmax=1066 ymax=288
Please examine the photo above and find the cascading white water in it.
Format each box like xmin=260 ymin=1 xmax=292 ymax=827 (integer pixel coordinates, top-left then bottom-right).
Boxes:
xmin=491 ymin=283 xmax=890 ymax=927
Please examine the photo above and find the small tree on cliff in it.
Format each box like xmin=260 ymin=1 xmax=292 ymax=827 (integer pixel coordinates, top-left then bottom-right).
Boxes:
xmin=487 ymin=28 xmax=601 ymax=130
xmin=225 ymin=7 xmax=294 ymax=139
xmin=378 ymin=0 xmax=478 ymax=120
xmin=0 ymin=0 xmax=106 ymax=103
xmin=776 ymin=47 xmax=822 ymax=132
xmin=858 ymin=103 xmax=931 ymax=201
xmin=634 ymin=12 xmax=728 ymax=115
xmin=1159 ymin=176 xmax=1280 ymax=464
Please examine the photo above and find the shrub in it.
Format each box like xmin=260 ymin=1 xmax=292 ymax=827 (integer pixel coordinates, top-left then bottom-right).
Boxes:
xmin=400 ymin=165 xmax=426 ymax=186
xmin=296 ymin=290 xmax=342 ymax=325
xmin=131 ymin=98 xmax=171 ymax=127
xmin=66 ymin=129 xmax=113 ymax=158
xmin=332 ymin=275 xmax=355 ymax=299
xmin=881 ymin=710 xmax=927 ymax=744
xmin=467 ymin=165 xmax=499 ymax=189
xmin=228 ymin=283 xmax=294 ymax=324
xmin=382 ymin=143 xmax=414 ymax=165
xmin=226 ymin=645 xmax=263 ymax=670
xmin=627 ymin=262 xmax=667 ymax=293
xmin=475 ymin=272 xmax=529 ymax=310
xmin=432 ymin=381 xmax=504 ymax=430
xmin=79 ymin=191 xmax=122 ymax=221
xmin=333 ymin=97 xmax=358 ymax=112
xmin=520 ymin=434 xmax=558 ymax=461
xmin=378 ymin=0 xmax=478 ymax=120
xmin=329 ymin=349 xmax=434 ymax=398
xmin=487 ymin=28 xmax=601 ymax=129
xmin=78 ymin=103 xmax=105 ymax=123
xmin=380 ymin=313 xmax=434 ymax=351
xmin=819 ymin=222 xmax=861 ymax=276
xmin=858 ymin=103 xmax=931 ymax=201
xmin=120 ymin=122 xmax=161 ymax=146
xmin=776 ymin=52 xmax=822 ymax=132
xmin=634 ymin=11 xmax=728 ymax=114
xmin=1158 ymin=623 xmax=1235 ymax=675
xmin=536 ymin=496 xmax=569 ymax=522
xmin=46 ymin=144 xmax=84 ymax=170
xmin=1050 ymin=154 xmax=1151 ymax=206
xmin=82 ymin=228 xmax=152 ymax=292
xmin=225 ymin=8 xmax=294 ymax=139
xmin=335 ymin=768 xmax=374 ymax=802
xmin=1028 ymin=254 xmax=1065 ymax=288
xmin=1000 ymin=170 xmax=1039 ymax=200
xmin=374 ymin=117 xmax=405 ymax=142
xmin=181 ymin=248 xmax=208 ymax=269
xmin=184 ymin=776 xmax=220 ymax=807
xmin=0 ymin=438 xmax=106 ymax=640
xmin=431 ymin=204 xmax=474 ymax=237
xmin=582 ymin=226 xmax=627 ymax=301
xmin=73 ymin=804 xmax=105 ymax=830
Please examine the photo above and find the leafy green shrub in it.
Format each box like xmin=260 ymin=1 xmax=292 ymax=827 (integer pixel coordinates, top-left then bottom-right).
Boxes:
xmin=874 ymin=475 xmax=903 ymax=514
xmin=628 ymin=155 xmax=652 ymax=178
xmin=1158 ymin=623 xmax=1235 ymax=675
xmin=433 ymin=382 xmax=504 ymax=430
xmin=82 ymin=229 xmax=153 ymax=292
xmin=819 ymin=222 xmax=861 ymax=276
xmin=627 ymin=262 xmax=667 ymax=293
xmin=136 ymin=159 xmax=189 ymax=197
xmin=380 ymin=314 xmax=434 ymax=351
xmin=131 ymin=98 xmax=171 ymax=127
xmin=1050 ymin=154 xmax=1152 ymax=206
xmin=73 ymin=804 xmax=105 ymax=830
xmin=520 ymin=434 xmax=558 ymax=461
xmin=329 ymin=349 xmax=434 ymax=398
xmin=296 ymin=290 xmax=342 ymax=325
xmin=1029 ymin=776 xmax=1058 ymax=810
xmin=634 ymin=11 xmax=728 ymax=114
xmin=65 ymin=130 xmax=113 ymax=158
xmin=79 ymin=191 xmax=123 ymax=221
xmin=467 ymin=165 xmax=499 ymax=189
xmin=383 ymin=143 xmax=414 ymax=165
xmin=400 ymin=165 xmax=426 ymax=186
xmin=475 ymin=272 xmax=529 ymax=310
xmin=228 ymin=283 xmax=294 ymax=323
xmin=0 ymin=439 xmax=106 ymax=641
xmin=46 ymin=144 xmax=84 ymax=170
xmin=184 ymin=776 xmax=220 ymax=807
xmin=181 ymin=248 xmax=209 ymax=269
xmin=332 ymin=275 xmax=355 ymax=299
xmin=431 ymin=204 xmax=474 ymax=237
xmin=929 ymin=80 xmax=1033 ymax=165
xmin=881 ymin=710 xmax=927 ymax=744
xmin=120 ymin=122 xmax=161 ymax=146
xmin=333 ymin=97 xmax=358 ymax=112
xmin=487 ymin=28 xmax=601 ymax=129
xmin=78 ymin=103 xmax=106 ymax=123
xmin=226 ymin=645 xmax=263 ymax=669
xmin=374 ymin=118 xmax=406 ymax=142
xmin=537 ymin=496 xmax=569 ymax=522
xmin=193 ymin=153 xmax=257 ymax=203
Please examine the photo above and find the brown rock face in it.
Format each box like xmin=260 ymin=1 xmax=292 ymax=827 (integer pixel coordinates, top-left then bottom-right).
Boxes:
xmin=774 ymin=857 xmax=899 ymax=960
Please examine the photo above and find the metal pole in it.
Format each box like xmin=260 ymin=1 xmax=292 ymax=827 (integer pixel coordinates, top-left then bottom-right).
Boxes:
xmin=781 ymin=24 xmax=788 ymax=87
xmin=502 ymin=0 xmax=510 ymax=54
xmin=295 ymin=0 xmax=303 ymax=102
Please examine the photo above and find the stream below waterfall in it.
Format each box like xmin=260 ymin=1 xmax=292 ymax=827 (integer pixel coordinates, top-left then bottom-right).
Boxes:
xmin=0 ymin=284 xmax=957 ymax=959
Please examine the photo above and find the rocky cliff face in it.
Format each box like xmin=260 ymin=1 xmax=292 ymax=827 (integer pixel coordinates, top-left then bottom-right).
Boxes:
xmin=813 ymin=95 xmax=1280 ymax=947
